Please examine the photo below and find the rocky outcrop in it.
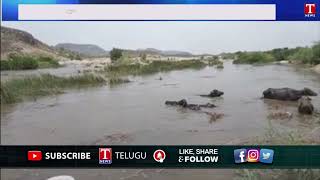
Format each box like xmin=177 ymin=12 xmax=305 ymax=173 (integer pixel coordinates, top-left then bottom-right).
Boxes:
xmin=1 ymin=26 xmax=55 ymax=59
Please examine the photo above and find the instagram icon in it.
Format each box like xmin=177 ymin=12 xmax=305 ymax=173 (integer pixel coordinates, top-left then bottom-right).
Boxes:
xmin=247 ymin=149 xmax=260 ymax=162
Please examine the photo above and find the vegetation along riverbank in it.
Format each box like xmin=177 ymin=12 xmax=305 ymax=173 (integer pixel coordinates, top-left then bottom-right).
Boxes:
xmin=0 ymin=74 xmax=106 ymax=104
xmin=232 ymin=42 xmax=320 ymax=65
xmin=0 ymin=54 xmax=61 ymax=70
xmin=104 ymin=59 xmax=209 ymax=76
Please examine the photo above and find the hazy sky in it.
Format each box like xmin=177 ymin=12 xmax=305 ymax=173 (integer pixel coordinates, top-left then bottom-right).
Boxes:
xmin=2 ymin=21 xmax=320 ymax=54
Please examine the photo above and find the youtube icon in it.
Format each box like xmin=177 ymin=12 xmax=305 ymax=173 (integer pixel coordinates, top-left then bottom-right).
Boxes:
xmin=28 ymin=151 xmax=42 ymax=161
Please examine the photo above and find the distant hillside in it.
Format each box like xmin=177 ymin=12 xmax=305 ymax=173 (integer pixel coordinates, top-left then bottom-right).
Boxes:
xmin=1 ymin=26 xmax=197 ymax=61
xmin=0 ymin=26 xmax=79 ymax=60
xmin=126 ymin=48 xmax=194 ymax=57
xmin=55 ymin=43 xmax=109 ymax=57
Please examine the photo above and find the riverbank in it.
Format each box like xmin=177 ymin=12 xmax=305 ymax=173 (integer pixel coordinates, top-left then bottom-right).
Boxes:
xmin=232 ymin=42 xmax=320 ymax=65
xmin=313 ymin=64 xmax=320 ymax=74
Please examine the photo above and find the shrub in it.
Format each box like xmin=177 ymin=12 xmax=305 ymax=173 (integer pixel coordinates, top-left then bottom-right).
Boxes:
xmin=217 ymin=64 xmax=224 ymax=69
xmin=0 ymin=60 xmax=10 ymax=70
xmin=5 ymin=55 xmax=39 ymax=70
xmin=37 ymin=56 xmax=60 ymax=68
xmin=311 ymin=42 xmax=320 ymax=65
xmin=289 ymin=48 xmax=314 ymax=64
xmin=110 ymin=48 xmax=123 ymax=62
xmin=0 ymin=55 xmax=61 ymax=70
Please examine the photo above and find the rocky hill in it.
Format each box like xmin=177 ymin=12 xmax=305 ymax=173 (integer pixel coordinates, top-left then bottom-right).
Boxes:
xmin=1 ymin=26 xmax=54 ymax=59
xmin=1 ymin=26 xmax=80 ymax=60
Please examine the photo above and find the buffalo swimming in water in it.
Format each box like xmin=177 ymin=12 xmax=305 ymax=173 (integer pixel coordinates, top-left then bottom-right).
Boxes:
xmin=165 ymin=99 xmax=216 ymax=111
xmin=263 ymin=87 xmax=317 ymax=101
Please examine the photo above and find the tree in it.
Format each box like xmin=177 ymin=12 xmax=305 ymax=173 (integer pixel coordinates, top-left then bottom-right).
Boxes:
xmin=110 ymin=48 xmax=123 ymax=62
xmin=311 ymin=42 xmax=320 ymax=65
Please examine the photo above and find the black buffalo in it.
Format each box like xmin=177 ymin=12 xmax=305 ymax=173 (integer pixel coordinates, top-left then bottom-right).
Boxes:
xmin=263 ymin=88 xmax=317 ymax=101
xmin=165 ymin=99 xmax=216 ymax=111
xmin=200 ymin=89 xmax=224 ymax=98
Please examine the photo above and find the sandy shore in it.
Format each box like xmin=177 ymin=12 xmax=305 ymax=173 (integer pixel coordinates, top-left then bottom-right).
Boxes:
xmin=59 ymin=57 xmax=111 ymax=70
xmin=313 ymin=64 xmax=320 ymax=74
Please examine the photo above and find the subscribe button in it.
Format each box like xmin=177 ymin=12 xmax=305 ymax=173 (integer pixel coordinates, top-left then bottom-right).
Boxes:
xmin=28 ymin=150 xmax=42 ymax=161
xmin=27 ymin=150 xmax=91 ymax=161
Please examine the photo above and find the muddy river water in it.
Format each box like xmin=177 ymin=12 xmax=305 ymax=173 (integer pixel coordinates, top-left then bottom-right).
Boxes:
xmin=1 ymin=61 xmax=320 ymax=180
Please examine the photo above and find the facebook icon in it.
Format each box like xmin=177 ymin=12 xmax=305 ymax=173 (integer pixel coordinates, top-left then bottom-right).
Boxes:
xmin=234 ymin=149 xmax=247 ymax=163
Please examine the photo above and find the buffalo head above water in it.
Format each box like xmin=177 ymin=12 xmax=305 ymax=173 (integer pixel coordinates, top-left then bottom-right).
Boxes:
xmin=302 ymin=88 xmax=318 ymax=96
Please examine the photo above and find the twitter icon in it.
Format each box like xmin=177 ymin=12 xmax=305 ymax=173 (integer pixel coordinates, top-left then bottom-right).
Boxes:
xmin=259 ymin=149 xmax=274 ymax=164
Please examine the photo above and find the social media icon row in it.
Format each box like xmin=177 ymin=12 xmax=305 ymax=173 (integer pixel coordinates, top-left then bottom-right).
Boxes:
xmin=234 ymin=148 xmax=274 ymax=164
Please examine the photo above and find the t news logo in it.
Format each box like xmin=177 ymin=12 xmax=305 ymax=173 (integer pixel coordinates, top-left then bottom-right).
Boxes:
xmin=99 ymin=148 xmax=112 ymax=165
xmin=234 ymin=148 xmax=274 ymax=164
xmin=305 ymin=3 xmax=316 ymax=17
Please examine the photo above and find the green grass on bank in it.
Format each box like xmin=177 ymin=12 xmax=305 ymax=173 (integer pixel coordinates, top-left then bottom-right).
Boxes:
xmin=0 ymin=74 xmax=106 ymax=104
xmin=1 ymin=55 xmax=60 ymax=70
xmin=37 ymin=56 xmax=60 ymax=68
xmin=105 ymin=60 xmax=207 ymax=76
xmin=233 ymin=52 xmax=275 ymax=64
xmin=233 ymin=42 xmax=320 ymax=65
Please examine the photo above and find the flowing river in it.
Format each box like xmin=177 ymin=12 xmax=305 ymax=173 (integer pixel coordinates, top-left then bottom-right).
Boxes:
xmin=1 ymin=61 xmax=320 ymax=180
